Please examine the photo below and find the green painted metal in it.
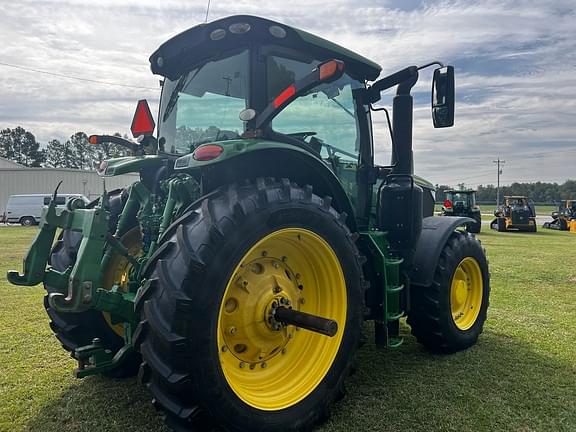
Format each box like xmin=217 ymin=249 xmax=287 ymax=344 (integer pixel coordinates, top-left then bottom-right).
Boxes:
xmin=7 ymin=173 xmax=200 ymax=375
xmin=74 ymin=337 xmax=135 ymax=378
xmin=361 ymin=231 xmax=404 ymax=348
xmin=174 ymin=139 xmax=314 ymax=170
xmin=100 ymin=155 xmax=167 ymax=177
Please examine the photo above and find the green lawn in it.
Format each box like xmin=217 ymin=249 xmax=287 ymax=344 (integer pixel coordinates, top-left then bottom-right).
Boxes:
xmin=1 ymin=227 xmax=575 ymax=431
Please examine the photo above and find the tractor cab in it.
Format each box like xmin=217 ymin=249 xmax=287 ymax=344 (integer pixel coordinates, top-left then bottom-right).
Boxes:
xmin=440 ymin=189 xmax=481 ymax=233
xmin=151 ymin=16 xmax=380 ymax=210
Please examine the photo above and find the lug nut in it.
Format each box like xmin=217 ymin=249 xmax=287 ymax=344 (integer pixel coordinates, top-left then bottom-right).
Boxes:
xmin=228 ymin=326 xmax=237 ymax=335
xmin=261 ymin=250 xmax=268 ymax=257
xmin=239 ymin=362 xmax=245 ymax=368
xmin=261 ymin=362 xmax=267 ymax=369
xmin=273 ymin=286 xmax=282 ymax=294
xmin=281 ymin=256 xmax=288 ymax=262
xmin=222 ymin=346 xmax=228 ymax=352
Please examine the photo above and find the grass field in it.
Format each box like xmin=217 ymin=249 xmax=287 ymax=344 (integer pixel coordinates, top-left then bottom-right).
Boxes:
xmin=1 ymin=227 xmax=575 ymax=431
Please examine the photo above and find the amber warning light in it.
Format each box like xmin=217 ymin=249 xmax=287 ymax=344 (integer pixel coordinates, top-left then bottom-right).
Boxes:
xmin=319 ymin=60 xmax=345 ymax=82
xmin=131 ymin=99 xmax=156 ymax=137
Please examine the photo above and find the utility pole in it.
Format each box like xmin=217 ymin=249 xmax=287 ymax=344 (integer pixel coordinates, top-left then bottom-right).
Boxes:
xmin=493 ymin=158 xmax=505 ymax=206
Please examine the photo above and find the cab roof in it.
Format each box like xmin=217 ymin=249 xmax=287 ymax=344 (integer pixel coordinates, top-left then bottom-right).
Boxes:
xmin=149 ymin=15 xmax=382 ymax=82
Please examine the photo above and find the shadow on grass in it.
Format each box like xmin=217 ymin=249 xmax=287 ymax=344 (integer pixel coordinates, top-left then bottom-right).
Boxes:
xmin=26 ymin=326 xmax=575 ymax=432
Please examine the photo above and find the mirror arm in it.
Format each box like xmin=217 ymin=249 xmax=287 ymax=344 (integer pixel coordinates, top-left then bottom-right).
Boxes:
xmin=417 ymin=60 xmax=445 ymax=71
xmin=365 ymin=66 xmax=419 ymax=104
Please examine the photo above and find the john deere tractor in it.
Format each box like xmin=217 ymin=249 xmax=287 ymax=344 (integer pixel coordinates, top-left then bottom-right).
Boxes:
xmin=490 ymin=195 xmax=537 ymax=232
xmin=543 ymin=200 xmax=576 ymax=231
xmin=440 ymin=189 xmax=482 ymax=233
xmin=8 ymin=16 xmax=490 ymax=432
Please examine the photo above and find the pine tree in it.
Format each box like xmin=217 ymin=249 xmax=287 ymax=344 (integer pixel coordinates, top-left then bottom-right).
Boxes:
xmin=0 ymin=126 xmax=45 ymax=166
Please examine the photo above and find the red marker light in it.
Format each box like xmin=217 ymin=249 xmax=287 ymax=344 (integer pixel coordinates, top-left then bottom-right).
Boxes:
xmin=193 ymin=144 xmax=223 ymax=161
xmin=444 ymin=199 xmax=452 ymax=209
xmin=130 ymin=99 xmax=156 ymax=138
xmin=88 ymin=135 xmax=99 ymax=145
xmin=274 ymin=84 xmax=296 ymax=108
xmin=319 ymin=60 xmax=345 ymax=81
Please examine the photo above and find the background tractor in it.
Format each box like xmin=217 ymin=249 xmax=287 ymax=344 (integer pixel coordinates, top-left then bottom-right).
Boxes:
xmin=440 ymin=189 xmax=482 ymax=233
xmin=543 ymin=199 xmax=576 ymax=231
xmin=491 ymin=196 xmax=537 ymax=232
xmin=8 ymin=15 xmax=490 ymax=432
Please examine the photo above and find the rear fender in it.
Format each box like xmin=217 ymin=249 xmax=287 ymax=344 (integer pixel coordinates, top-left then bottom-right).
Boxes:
xmin=175 ymin=140 xmax=358 ymax=231
xmin=410 ymin=216 xmax=474 ymax=287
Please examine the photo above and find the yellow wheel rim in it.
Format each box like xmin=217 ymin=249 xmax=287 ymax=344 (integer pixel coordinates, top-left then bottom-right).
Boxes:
xmin=450 ymin=257 xmax=483 ymax=330
xmin=217 ymin=228 xmax=347 ymax=411
xmin=101 ymin=228 xmax=142 ymax=337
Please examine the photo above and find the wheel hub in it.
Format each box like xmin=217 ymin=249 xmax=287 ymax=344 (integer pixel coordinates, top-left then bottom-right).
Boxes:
xmin=220 ymin=256 xmax=300 ymax=367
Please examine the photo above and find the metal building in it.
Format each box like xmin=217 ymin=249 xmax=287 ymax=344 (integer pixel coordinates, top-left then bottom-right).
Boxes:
xmin=0 ymin=157 xmax=138 ymax=215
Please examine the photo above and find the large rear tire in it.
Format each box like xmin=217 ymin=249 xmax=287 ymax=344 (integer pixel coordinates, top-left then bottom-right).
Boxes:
xmin=408 ymin=231 xmax=490 ymax=353
xmin=135 ymin=178 xmax=364 ymax=431
xmin=44 ymin=190 xmax=140 ymax=378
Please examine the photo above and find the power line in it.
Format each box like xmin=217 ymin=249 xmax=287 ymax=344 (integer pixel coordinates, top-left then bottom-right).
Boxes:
xmin=0 ymin=61 xmax=159 ymax=91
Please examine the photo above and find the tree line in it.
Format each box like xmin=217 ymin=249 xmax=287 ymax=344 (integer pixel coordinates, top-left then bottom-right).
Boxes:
xmin=0 ymin=126 xmax=129 ymax=169
xmin=436 ymin=180 xmax=576 ymax=204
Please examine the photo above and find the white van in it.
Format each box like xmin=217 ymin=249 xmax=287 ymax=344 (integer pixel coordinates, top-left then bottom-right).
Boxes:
xmin=5 ymin=194 xmax=89 ymax=226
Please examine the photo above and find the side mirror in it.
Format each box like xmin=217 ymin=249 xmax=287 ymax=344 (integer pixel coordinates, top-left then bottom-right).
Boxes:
xmin=432 ymin=66 xmax=455 ymax=128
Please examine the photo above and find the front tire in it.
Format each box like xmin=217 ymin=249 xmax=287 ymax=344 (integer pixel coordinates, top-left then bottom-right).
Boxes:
xmin=408 ymin=231 xmax=490 ymax=353
xmin=20 ymin=216 xmax=36 ymax=226
xmin=135 ymin=178 xmax=364 ymax=431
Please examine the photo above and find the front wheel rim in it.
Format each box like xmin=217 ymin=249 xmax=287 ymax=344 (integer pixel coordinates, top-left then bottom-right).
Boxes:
xmin=450 ymin=257 xmax=483 ymax=330
xmin=217 ymin=228 xmax=347 ymax=411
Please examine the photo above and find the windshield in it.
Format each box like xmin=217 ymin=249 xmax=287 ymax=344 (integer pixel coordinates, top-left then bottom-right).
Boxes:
xmin=159 ymin=50 xmax=249 ymax=154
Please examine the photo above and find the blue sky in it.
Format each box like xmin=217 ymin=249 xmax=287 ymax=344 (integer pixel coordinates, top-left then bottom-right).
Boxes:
xmin=0 ymin=0 xmax=574 ymax=186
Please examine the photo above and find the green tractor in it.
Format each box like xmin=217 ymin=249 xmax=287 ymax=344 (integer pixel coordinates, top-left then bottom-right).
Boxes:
xmin=8 ymin=15 xmax=490 ymax=432
xmin=543 ymin=200 xmax=576 ymax=231
xmin=490 ymin=195 xmax=537 ymax=232
xmin=440 ymin=189 xmax=482 ymax=233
